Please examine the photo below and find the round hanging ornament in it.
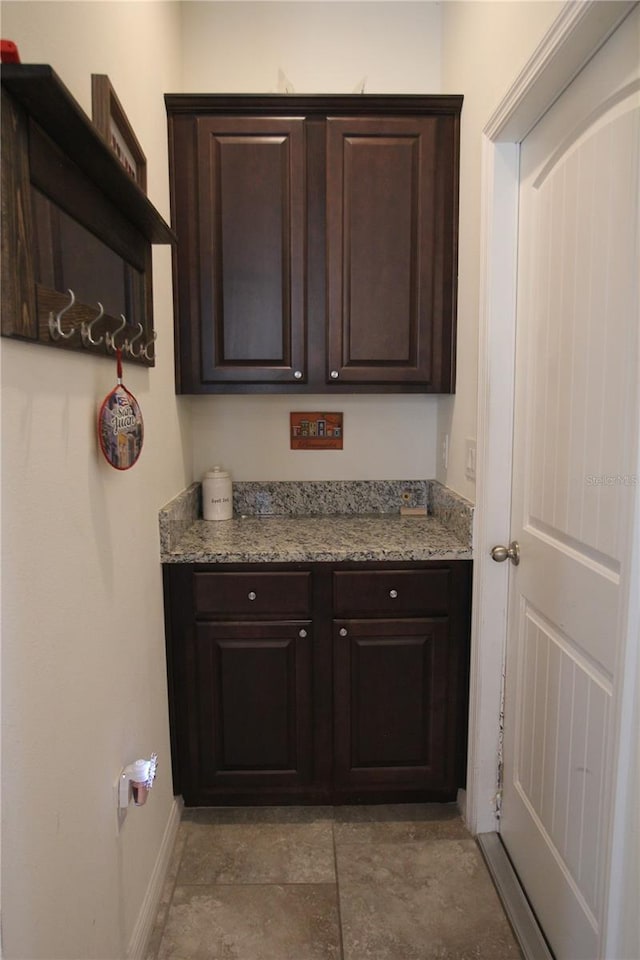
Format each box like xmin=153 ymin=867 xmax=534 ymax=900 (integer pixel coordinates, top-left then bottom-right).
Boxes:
xmin=98 ymin=347 xmax=144 ymax=470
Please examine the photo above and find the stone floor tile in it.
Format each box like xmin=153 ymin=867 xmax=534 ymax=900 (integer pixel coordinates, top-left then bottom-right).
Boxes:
xmin=178 ymin=819 xmax=336 ymax=884
xmin=334 ymin=803 xmax=460 ymax=824
xmin=333 ymin=810 xmax=468 ymax=845
xmin=149 ymin=805 xmax=522 ymax=960
xmin=183 ymin=806 xmax=334 ymax=826
xmin=157 ymin=883 xmax=341 ymax=960
xmin=336 ymin=837 xmax=488 ymax=886
xmin=338 ymin=874 xmax=521 ymax=960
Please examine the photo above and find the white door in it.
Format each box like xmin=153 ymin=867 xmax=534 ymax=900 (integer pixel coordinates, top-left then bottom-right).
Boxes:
xmin=500 ymin=9 xmax=640 ymax=960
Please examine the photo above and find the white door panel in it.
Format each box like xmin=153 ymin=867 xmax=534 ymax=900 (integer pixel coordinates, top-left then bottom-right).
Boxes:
xmin=501 ymin=8 xmax=639 ymax=959
xmin=519 ymin=525 xmax=619 ymax=676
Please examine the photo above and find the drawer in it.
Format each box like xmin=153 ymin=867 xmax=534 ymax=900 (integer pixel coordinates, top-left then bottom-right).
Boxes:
xmin=333 ymin=568 xmax=450 ymax=617
xmin=194 ymin=570 xmax=311 ymax=616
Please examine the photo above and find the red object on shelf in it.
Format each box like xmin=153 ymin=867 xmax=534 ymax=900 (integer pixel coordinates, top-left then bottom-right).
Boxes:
xmin=1 ymin=40 xmax=21 ymax=63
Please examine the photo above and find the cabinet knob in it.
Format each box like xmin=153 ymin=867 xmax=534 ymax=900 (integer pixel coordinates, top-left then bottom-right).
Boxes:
xmin=389 ymin=589 xmax=398 ymax=599
xmin=293 ymin=370 xmax=303 ymax=380
xmin=298 ymin=628 xmax=307 ymax=638
xmin=330 ymin=370 xmax=339 ymax=380
xmin=339 ymin=627 xmax=348 ymax=637
xmin=248 ymin=591 xmax=257 ymax=601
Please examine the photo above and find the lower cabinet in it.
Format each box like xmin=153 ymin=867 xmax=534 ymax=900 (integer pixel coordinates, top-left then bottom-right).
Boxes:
xmin=163 ymin=560 xmax=471 ymax=806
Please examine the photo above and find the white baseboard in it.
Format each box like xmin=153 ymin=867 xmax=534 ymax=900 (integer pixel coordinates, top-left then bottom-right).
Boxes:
xmin=127 ymin=797 xmax=183 ymax=960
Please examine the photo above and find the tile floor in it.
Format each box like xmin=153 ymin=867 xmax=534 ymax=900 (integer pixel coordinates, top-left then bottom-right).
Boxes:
xmin=147 ymin=804 xmax=522 ymax=960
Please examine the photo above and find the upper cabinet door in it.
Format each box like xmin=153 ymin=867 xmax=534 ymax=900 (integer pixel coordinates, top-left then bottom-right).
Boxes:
xmin=195 ymin=117 xmax=306 ymax=385
xmin=326 ymin=116 xmax=457 ymax=390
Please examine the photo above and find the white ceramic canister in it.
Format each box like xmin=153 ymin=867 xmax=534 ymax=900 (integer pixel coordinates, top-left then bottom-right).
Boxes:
xmin=202 ymin=466 xmax=233 ymax=521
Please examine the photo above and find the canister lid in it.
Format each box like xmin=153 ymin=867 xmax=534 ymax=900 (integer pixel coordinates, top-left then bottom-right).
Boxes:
xmin=204 ymin=465 xmax=230 ymax=479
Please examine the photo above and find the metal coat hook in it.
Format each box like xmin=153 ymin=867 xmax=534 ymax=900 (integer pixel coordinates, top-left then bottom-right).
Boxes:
xmin=124 ymin=322 xmax=144 ymax=359
xmin=142 ymin=330 xmax=157 ymax=362
xmin=81 ymin=302 xmax=105 ymax=347
xmin=48 ymin=289 xmax=77 ymax=341
xmin=105 ymin=314 xmax=127 ymax=353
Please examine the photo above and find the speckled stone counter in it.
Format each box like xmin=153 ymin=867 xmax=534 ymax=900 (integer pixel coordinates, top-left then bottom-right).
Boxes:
xmin=160 ymin=480 xmax=473 ymax=564
xmin=163 ymin=514 xmax=470 ymax=563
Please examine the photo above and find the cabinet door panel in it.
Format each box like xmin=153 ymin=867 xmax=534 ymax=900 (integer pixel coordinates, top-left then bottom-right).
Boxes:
xmin=327 ymin=116 xmax=456 ymax=391
xmin=189 ymin=621 xmax=313 ymax=793
xmin=333 ymin=618 xmax=459 ymax=796
xmin=196 ymin=117 xmax=305 ymax=383
xmin=327 ymin=117 xmax=438 ymax=385
xmin=339 ymin=135 xmax=418 ymax=365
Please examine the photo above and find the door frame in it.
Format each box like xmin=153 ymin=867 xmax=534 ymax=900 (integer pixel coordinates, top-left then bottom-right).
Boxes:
xmin=468 ymin=0 xmax=639 ymax=953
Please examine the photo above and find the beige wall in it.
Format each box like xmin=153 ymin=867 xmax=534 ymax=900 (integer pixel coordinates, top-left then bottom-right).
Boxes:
xmin=180 ymin=0 xmax=441 ymax=93
xmin=0 ymin=3 xmax=189 ymax=957
xmin=191 ymin=395 xmax=438 ymax=481
xmin=181 ymin=1 xmax=443 ymax=483
xmin=438 ymin=0 xmax=564 ymax=498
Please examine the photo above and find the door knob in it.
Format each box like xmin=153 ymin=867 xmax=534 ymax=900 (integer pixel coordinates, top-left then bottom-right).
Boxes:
xmin=490 ymin=541 xmax=520 ymax=566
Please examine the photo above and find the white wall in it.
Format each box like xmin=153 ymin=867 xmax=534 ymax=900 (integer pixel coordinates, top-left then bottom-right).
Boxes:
xmin=192 ymin=395 xmax=438 ymax=480
xmin=180 ymin=0 xmax=441 ymax=93
xmin=0 ymin=3 xmax=190 ymax=957
xmin=181 ymin=1 xmax=442 ymax=483
xmin=438 ymin=0 xmax=564 ymax=499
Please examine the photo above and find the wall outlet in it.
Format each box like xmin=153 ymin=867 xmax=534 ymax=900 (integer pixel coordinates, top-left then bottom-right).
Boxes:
xmin=441 ymin=433 xmax=449 ymax=471
xmin=465 ymin=438 xmax=476 ymax=481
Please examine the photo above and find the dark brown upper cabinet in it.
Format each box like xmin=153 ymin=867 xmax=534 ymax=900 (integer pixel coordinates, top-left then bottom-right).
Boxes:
xmin=165 ymin=95 xmax=462 ymax=394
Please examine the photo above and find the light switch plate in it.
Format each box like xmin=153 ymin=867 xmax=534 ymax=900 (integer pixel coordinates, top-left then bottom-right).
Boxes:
xmin=441 ymin=433 xmax=449 ymax=471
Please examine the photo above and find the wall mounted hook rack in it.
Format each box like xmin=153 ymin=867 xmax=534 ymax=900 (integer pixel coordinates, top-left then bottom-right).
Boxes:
xmin=1 ymin=63 xmax=175 ymax=367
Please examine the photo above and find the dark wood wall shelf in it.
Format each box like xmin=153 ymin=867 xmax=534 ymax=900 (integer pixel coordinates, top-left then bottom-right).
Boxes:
xmin=1 ymin=64 xmax=176 ymax=366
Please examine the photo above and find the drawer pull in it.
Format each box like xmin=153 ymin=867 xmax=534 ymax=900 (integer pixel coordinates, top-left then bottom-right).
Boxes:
xmin=299 ymin=628 xmax=307 ymax=638
xmin=389 ymin=589 xmax=398 ymax=599
xmin=248 ymin=591 xmax=257 ymax=601
xmin=339 ymin=627 xmax=348 ymax=637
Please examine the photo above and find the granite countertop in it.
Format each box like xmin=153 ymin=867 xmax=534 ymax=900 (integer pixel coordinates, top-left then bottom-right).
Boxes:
xmin=160 ymin=480 xmax=473 ymax=564
xmin=165 ymin=514 xmax=471 ymax=564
